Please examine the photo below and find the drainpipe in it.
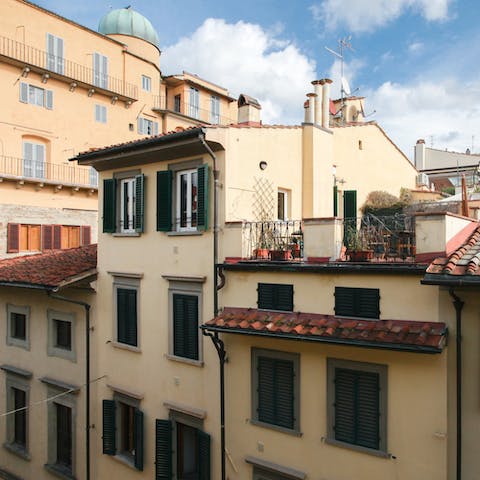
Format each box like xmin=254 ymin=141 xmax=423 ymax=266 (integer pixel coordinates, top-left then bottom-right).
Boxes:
xmin=449 ymin=288 xmax=464 ymax=480
xmin=199 ymin=132 xmax=226 ymax=480
xmin=48 ymin=292 xmax=92 ymax=480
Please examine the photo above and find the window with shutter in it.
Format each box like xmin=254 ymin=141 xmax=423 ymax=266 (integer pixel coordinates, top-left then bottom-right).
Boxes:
xmin=7 ymin=223 xmax=20 ymax=253
xmin=47 ymin=310 xmax=75 ymax=361
xmin=46 ymin=33 xmax=64 ymax=74
xmin=252 ymin=349 xmax=300 ymax=433
xmin=257 ymin=283 xmax=294 ymax=311
xmin=155 ymin=419 xmax=172 ymax=480
xmin=327 ymin=358 xmax=387 ymax=454
xmin=334 ymin=287 xmax=380 ymax=319
xmin=102 ymin=399 xmax=116 ymax=455
xmin=55 ymin=403 xmax=72 ymax=468
xmin=81 ymin=225 xmax=92 ymax=246
xmin=19 ymin=83 xmax=52 ymax=109
xmin=116 ymin=288 xmax=137 ymax=347
xmin=6 ymin=304 xmax=30 ymax=349
xmin=93 ymin=52 xmax=108 ymax=89
xmin=172 ymin=294 xmax=199 ymax=360
xmin=5 ymin=375 xmax=29 ymax=457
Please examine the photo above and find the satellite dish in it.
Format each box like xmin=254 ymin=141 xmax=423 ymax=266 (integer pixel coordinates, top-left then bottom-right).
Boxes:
xmin=341 ymin=76 xmax=351 ymax=96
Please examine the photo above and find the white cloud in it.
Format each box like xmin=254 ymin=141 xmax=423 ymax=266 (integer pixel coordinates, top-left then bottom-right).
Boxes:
xmin=162 ymin=18 xmax=316 ymax=125
xmin=408 ymin=41 xmax=424 ymax=53
xmin=310 ymin=0 xmax=452 ymax=33
xmin=366 ymin=78 xmax=480 ymax=159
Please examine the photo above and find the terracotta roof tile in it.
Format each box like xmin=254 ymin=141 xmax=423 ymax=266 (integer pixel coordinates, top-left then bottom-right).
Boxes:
xmin=204 ymin=307 xmax=447 ymax=353
xmin=0 ymin=244 xmax=97 ymax=289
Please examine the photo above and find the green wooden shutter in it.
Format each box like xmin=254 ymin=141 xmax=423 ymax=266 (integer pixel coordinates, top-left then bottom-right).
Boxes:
xmin=117 ymin=288 xmax=137 ymax=346
xmin=155 ymin=419 xmax=172 ymax=480
xmin=198 ymin=430 xmax=211 ymax=480
xmin=334 ymin=368 xmax=380 ymax=450
xmin=173 ymin=294 xmax=198 ymax=360
xmin=197 ymin=164 xmax=209 ymax=230
xmin=103 ymin=178 xmax=116 ymax=233
xmin=333 ymin=185 xmax=338 ymax=217
xmin=335 ymin=287 xmax=379 ymax=319
xmin=102 ymin=400 xmax=116 ymax=455
xmin=257 ymin=357 xmax=294 ymax=429
xmin=135 ymin=174 xmax=145 ymax=233
xmin=257 ymin=283 xmax=293 ymax=311
xmin=157 ymin=170 xmax=172 ymax=231
xmin=133 ymin=409 xmax=144 ymax=471
xmin=343 ymin=190 xmax=357 ymax=219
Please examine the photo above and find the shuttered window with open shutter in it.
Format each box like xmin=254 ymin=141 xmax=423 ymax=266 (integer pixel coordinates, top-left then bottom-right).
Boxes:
xmin=103 ymin=178 xmax=116 ymax=233
xmin=198 ymin=430 xmax=211 ymax=480
xmin=172 ymin=294 xmax=199 ymax=360
xmin=102 ymin=400 xmax=116 ymax=455
xmin=135 ymin=174 xmax=145 ymax=233
xmin=252 ymin=349 xmax=299 ymax=433
xmin=197 ymin=165 xmax=209 ymax=230
xmin=157 ymin=170 xmax=172 ymax=231
xmin=133 ymin=409 xmax=144 ymax=471
xmin=257 ymin=283 xmax=294 ymax=311
xmin=7 ymin=223 xmax=20 ymax=253
xmin=334 ymin=287 xmax=380 ymax=319
xmin=155 ymin=419 xmax=172 ymax=480
xmin=81 ymin=226 xmax=92 ymax=246
xmin=117 ymin=288 xmax=137 ymax=347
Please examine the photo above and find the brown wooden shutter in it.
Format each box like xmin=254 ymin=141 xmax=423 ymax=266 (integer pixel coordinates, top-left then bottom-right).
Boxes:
xmin=53 ymin=225 xmax=62 ymax=249
xmin=81 ymin=226 xmax=92 ymax=246
xmin=42 ymin=225 xmax=53 ymax=251
xmin=7 ymin=223 xmax=20 ymax=253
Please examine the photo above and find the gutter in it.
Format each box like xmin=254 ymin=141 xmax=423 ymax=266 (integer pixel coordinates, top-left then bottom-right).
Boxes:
xmin=200 ymin=325 xmax=445 ymax=355
xmin=422 ymin=274 xmax=480 ymax=287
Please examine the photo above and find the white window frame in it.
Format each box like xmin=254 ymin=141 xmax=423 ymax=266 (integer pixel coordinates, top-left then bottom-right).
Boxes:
xmin=22 ymin=141 xmax=46 ymax=179
xmin=93 ymin=52 xmax=108 ymax=89
xmin=95 ymin=104 xmax=107 ymax=124
xmin=138 ymin=117 xmax=158 ymax=136
xmin=189 ymin=87 xmax=200 ymax=119
xmin=277 ymin=189 xmax=290 ymax=221
xmin=47 ymin=310 xmax=76 ymax=362
xmin=119 ymin=178 xmax=136 ymax=233
xmin=46 ymin=33 xmax=64 ymax=74
xmin=141 ymin=75 xmax=151 ymax=92
xmin=20 ymin=83 xmax=53 ymax=110
xmin=210 ymin=95 xmax=220 ymax=124
xmin=176 ymin=168 xmax=198 ymax=231
xmin=6 ymin=304 xmax=30 ymax=350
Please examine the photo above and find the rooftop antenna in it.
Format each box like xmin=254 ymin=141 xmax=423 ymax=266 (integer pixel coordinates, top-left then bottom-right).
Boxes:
xmin=325 ymin=36 xmax=354 ymax=125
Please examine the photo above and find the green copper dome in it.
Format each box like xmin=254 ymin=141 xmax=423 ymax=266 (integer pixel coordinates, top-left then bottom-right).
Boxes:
xmin=98 ymin=7 xmax=159 ymax=48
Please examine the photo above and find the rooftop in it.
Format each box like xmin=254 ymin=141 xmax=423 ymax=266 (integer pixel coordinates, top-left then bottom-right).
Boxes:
xmin=0 ymin=244 xmax=97 ymax=290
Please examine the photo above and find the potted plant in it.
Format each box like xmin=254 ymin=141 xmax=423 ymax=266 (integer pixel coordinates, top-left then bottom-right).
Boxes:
xmin=345 ymin=226 xmax=373 ymax=262
xmin=269 ymin=240 xmax=293 ymax=261
xmin=253 ymin=227 xmax=273 ymax=259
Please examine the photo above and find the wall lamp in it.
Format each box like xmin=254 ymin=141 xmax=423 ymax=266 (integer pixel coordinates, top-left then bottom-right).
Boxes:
xmin=259 ymin=161 xmax=268 ymax=171
xmin=42 ymin=73 xmax=50 ymax=83
xmin=21 ymin=67 xmax=30 ymax=78
xmin=111 ymin=96 xmax=118 ymax=105
xmin=87 ymin=88 xmax=95 ymax=97
xmin=125 ymin=100 xmax=132 ymax=109
xmin=69 ymin=82 xmax=77 ymax=92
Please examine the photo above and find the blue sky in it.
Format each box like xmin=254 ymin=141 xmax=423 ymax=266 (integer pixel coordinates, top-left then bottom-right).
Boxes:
xmin=36 ymin=0 xmax=479 ymax=159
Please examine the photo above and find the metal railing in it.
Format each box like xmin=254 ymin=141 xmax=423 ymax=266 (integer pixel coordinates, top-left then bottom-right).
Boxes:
xmin=242 ymin=220 xmax=304 ymax=261
xmin=0 ymin=155 xmax=98 ymax=188
xmin=153 ymin=95 xmax=235 ymax=125
xmin=0 ymin=35 xmax=137 ymax=99
xmin=343 ymin=214 xmax=416 ymax=261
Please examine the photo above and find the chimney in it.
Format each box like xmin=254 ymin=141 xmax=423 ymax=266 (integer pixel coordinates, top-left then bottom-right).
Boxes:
xmin=306 ymin=93 xmax=317 ymax=124
xmin=415 ymin=139 xmax=426 ymax=169
xmin=322 ymin=78 xmax=332 ymax=128
xmin=311 ymin=80 xmax=323 ymax=125
xmin=237 ymin=94 xmax=262 ymax=125
xmin=304 ymin=100 xmax=310 ymax=123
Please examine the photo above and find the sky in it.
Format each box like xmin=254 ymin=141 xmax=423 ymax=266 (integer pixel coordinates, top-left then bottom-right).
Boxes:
xmin=36 ymin=0 xmax=480 ymax=159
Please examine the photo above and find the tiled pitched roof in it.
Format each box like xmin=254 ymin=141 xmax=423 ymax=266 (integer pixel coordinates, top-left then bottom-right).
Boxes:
xmin=427 ymin=223 xmax=480 ymax=276
xmin=203 ymin=307 xmax=447 ymax=353
xmin=0 ymin=244 xmax=97 ymax=289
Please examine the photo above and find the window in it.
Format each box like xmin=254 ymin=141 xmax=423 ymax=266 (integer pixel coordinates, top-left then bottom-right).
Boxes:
xmin=22 ymin=141 xmax=45 ymax=179
xmin=46 ymin=33 xmax=64 ymax=74
xmin=174 ymin=94 xmax=181 ymax=113
xmin=93 ymin=52 xmax=108 ymax=89
xmin=334 ymin=287 xmax=380 ymax=319
xmin=102 ymin=393 xmax=144 ymax=470
xmin=19 ymin=83 xmax=53 ymax=109
xmin=4 ymin=373 xmax=30 ymax=459
xmin=157 ymin=164 xmax=209 ymax=233
xmin=45 ymin=383 xmax=76 ymax=478
xmin=90 ymin=167 xmax=99 ymax=187
xmin=137 ymin=117 xmax=158 ymax=135
xmin=48 ymin=310 xmax=75 ymax=361
xmin=6 ymin=304 xmax=30 ymax=349
xmin=155 ymin=411 xmax=210 ymax=480
xmin=141 ymin=75 xmax=151 ymax=92
xmin=210 ymin=95 xmax=220 ymax=124
xmin=95 ymin=104 xmax=107 ymax=123
xmin=167 ymin=278 xmax=203 ymax=363
xmin=189 ymin=87 xmax=200 ymax=119
xmin=327 ymin=359 xmax=387 ymax=455
xmin=113 ymin=275 xmax=141 ymax=348
xmin=277 ymin=189 xmax=289 ymax=220
xmin=103 ymin=173 xmax=145 ymax=234
xmin=251 ymin=349 xmax=300 ymax=433
xmin=257 ymin=283 xmax=294 ymax=312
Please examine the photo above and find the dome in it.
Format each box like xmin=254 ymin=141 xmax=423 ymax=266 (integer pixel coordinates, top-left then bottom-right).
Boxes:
xmin=98 ymin=7 xmax=159 ymax=48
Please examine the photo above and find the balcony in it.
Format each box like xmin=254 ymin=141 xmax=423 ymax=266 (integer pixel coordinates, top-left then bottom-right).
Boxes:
xmin=153 ymin=95 xmax=235 ymax=125
xmin=0 ymin=155 xmax=98 ymax=189
xmin=0 ymin=35 xmax=137 ymax=101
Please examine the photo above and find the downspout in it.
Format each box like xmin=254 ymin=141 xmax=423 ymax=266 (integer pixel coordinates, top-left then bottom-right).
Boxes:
xmin=199 ymin=133 xmax=226 ymax=480
xmin=449 ymin=288 xmax=464 ymax=480
xmin=48 ymin=292 xmax=92 ymax=480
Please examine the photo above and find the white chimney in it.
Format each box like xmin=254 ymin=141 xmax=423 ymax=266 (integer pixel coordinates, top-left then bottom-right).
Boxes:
xmin=415 ymin=139 xmax=426 ymax=169
xmin=311 ymin=80 xmax=323 ymax=125
xmin=237 ymin=94 xmax=262 ymax=125
xmin=306 ymin=93 xmax=316 ymax=124
xmin=322 ymin=78 xmax=332 ymax=128
xmin=304 ymin=99 xmax=310 ymax=123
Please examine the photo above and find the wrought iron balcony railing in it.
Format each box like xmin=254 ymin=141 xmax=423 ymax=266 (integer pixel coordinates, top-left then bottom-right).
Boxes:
xmin=153 ymin=95 xmax=235 ymax=125
xmin=0 ymin=35 xmax=137 ymax=100
xmin=0 ymin=155 xmax=98 ymax=188
xmin=242 ymin=220 xmax=304 ymax=261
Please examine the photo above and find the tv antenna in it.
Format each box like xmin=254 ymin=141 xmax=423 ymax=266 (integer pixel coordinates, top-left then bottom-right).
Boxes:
xmin=325 ymin=37 xmax=354 ymax=125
